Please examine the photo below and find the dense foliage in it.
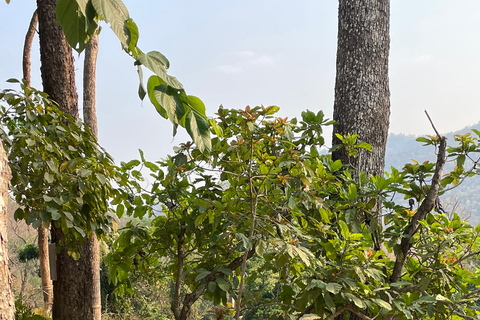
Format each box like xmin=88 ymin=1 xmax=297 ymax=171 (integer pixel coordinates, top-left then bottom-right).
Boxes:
xmin=106 ymin=106 xmax=480 ymax=319
xmin=0 ymin=83 xmax=128 ymax=255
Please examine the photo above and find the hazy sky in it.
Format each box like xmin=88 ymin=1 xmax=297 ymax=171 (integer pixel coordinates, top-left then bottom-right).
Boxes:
xmin=1 ymin=1 xmax=479 ymax=163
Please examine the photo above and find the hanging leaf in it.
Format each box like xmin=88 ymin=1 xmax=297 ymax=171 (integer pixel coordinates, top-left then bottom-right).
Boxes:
xmin=91 ymin=0 xmax=129 ymax=48
xmin=137 ymin=52 xmax=182 ymax=89
xmin=56 ymin=0 xmax=97 ymax=52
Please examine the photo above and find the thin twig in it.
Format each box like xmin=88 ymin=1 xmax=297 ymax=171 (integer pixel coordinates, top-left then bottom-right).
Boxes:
xmin=424 ymin=110 xmax=440 ymax=138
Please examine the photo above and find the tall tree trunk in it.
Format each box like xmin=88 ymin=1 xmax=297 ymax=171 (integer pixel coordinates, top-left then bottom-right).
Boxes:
xmin=83 ymin=31 xmax=102 ymax=320
xmin=0 ymin=140 xmax=14 ymax=320
xmin=22 ymin=9 xmax=53 ymax=314
xmin=83 ymin=32 xmax=99 ymax=138
xmin=332 ymin=0 xmax=390 ymax=179
xmin=331 ymin=1 xmax=390 ymax=319
xmin=37 ymin=1 xmax=98 ymax=319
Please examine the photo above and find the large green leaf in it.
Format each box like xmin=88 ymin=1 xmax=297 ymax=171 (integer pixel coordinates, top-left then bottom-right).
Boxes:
xmin=147 ymin=76 xmax=186 ymax=124
xmin=184 ymin=95 xmax=211 ymax=154
xmin=56 ymin=0 xmax=97 ymax=52
xmin=136 ymin=52 xmax=182 ymax=89
xmin=125 ymin=18 xmax=140 ymax=57
xmin=75 ymin=0 xmax=89 ymax=15
xmin=91 ymin=0 xmax=129 ymax=48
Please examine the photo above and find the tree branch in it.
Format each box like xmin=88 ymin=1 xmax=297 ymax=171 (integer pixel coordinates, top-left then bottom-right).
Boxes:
xmin=179 ymin=247 xmax=256 ymax=320
xmin=23 ymin=10 xmax=38 ymax=86
xmin=390 ymin=136 xmax=446 ymax=283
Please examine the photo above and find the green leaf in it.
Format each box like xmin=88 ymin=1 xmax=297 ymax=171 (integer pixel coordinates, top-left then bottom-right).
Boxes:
xmin=50 ymin=209 xmax=61 ymax=221
xmin=116 ymin=203 xmax=125 ymax=218
xmin=75 ymin=0 xmax=90 ymax=16
xmin=44 ymin=172 xmax=54 ymax=184
xmin=125 ymin=18 xmax=139 ymax=57
xmin=319 ymin=207 xmax=330 ymax=223
xmin=137 ymin=52 xmax=182 ymax=89
xmin=373 ymin=298 xmax=392 ymax=311
xmin=184 ymin=95 xmax=211 ymax=154
xmin=236 ymin=233 xmax=252 ymax=251
xmin=342 ymin=292 xmax=365 ymax=309
xmin=14 ymin=208 xmax=24 ymax=220
xmin=147 ymin=76 xmax=183 ymax=121
xmin=195 ymin=270 xmax=210 ymax=282
xmin=96 ymin=173 xmax=107 ymax=185
xmin=299 ymin=315 xmax=321 ymax=320
xmin=339 ymin=220 xmax=349 ymax=239
xmin=326 ymin=282 xmax=342 ymax=294
xmin=137 ymin=65 xmax=146 ymax=101
xmin=56 ymin=0 xmax=97 ymax=52
xmin=91 ymin=0 xmax=129 ymax=48
xmin=216 ymin=277 xmax=230 ymax=292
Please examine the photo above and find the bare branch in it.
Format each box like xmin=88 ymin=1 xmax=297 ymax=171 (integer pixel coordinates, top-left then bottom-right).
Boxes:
xmin=390 ymin=136 xmax=447 ymax=283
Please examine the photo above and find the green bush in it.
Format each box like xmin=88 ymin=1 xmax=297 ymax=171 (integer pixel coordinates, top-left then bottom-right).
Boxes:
xmin=15 ymin=298 xmax=50 ymax=320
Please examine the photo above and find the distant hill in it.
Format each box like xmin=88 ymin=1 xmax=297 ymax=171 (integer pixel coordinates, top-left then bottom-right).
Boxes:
xmin=385 ymin=121 xmax=480 ymax=225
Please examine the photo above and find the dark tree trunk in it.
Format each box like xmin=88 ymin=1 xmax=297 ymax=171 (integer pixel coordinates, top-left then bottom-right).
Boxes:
xmin=0 ymin=140 xmax=14 ymax=320
xmin=83 ymin=31 xmax=102 ymax=320
xmin=37 ymin=0 xmax=78 ymax=118
xmin=37 ymin=0 xmax=99 ymax=319
xmin=332 ymin=0 xmax=390 ymax=179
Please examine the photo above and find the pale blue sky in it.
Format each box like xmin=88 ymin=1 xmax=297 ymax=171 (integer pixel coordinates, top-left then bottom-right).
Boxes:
xmin=0 ymin=1 xmax=479 ymax=162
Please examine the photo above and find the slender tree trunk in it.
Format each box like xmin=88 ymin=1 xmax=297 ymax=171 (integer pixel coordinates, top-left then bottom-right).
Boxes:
xmin=0 ymin=140 xmax=14 ymax=320
xmin=332 ymin=0 xmax=390 ymax=179
xmin=22 ymin=9 xmax=53 ymax=314
xmin=37 ymin=1 xmax=98 ymax=319
xmin=23 ymin=10 xmax=37 ymax=87
xmin=83 ymin=31 xmax=102 ymax=320
xmin=83 ymin=32 xmax=99 ymax=137
xmin=38 ymin=225 xmax=53 ymax=313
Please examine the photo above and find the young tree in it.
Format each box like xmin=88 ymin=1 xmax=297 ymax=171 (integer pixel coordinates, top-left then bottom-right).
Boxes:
xmin=22 ymin=9 xmax=53 ymax=313
xmin=332 ymin=0 xmax=390 ymax=178
xmin=82 ymin=30 xmax=101 ymax=320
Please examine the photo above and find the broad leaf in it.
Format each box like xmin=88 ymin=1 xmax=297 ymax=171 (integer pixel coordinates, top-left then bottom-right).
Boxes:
xmin=56 ymin=0 xmax=97 ymax=52
xmin=137 ymin=52 xmax=182 ymax=89
xmin=184 ymin=95 xmax=211 ymax=154
xmin=91 ymin=0 xmax=129 ymax=48
xmin=75 ymin=0 xmax=89 ymax=15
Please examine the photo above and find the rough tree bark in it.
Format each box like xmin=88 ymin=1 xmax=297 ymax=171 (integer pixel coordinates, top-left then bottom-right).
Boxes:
xmin=82 ymin=31 xmax=102 ymax=320
xmin=332 ymin=0 xmax=390 ymax=179
xmin=22 ymin=10 xmax=53 ymax=314
xmin=0 ymin=141 xmax=14 ymax=320
xmin=331 ymin=1 xmax=390 ymax=319
xmin=37 ymin=0 xmax=99 ymax=319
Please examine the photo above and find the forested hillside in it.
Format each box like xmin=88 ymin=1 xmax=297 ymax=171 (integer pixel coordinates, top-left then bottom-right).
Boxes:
xmin=386 ymin=121 xmax=480 ymax=225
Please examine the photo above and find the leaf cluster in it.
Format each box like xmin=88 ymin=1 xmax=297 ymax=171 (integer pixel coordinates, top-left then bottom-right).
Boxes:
xmin=107 ymin=106 xmax=480 ymax=320
xmin=0 ymin=82 xmax=127 ymax=255
xmin=55 ymin=0 xmax=211 ymax=153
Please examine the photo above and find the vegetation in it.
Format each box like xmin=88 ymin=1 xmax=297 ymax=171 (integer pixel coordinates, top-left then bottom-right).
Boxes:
xmin=103 ymin=106 xmax=480 ymax=319
xmin=2 ymin=1 xmax=480 ymax=320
